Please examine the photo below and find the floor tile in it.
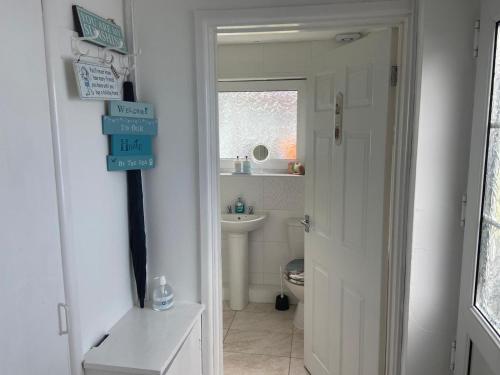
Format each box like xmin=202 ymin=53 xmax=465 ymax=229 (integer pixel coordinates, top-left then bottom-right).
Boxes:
xmin=289 ymin=358 xmax=310 ymax=375
xmin=243 ymin=303 xmax=275 ymax=313
xmin=223 ymin=352 xmax=290 ymax=375
xmin=224 ymin=310 xmax=235 ymax=331
xmin=231 ymin=311 xmax=294 ymax=334
xmin=224 ymin=329 xmax=292 ymax=357
xmin=291 ymin=330 xmax=304 ymax=358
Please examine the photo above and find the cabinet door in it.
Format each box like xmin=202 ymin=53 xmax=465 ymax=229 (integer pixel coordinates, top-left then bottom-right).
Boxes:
xmin=165 ymin=319 xmax=202 ymax=375
xmin=0 ymin=1 xmax=70 ymax=374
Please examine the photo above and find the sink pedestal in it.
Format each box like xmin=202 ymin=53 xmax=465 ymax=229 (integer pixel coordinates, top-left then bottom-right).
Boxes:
xmin=228 ymin=233 xmax=249 ymax=310
xmin=221 ymin=213 xmax=266 ymax=311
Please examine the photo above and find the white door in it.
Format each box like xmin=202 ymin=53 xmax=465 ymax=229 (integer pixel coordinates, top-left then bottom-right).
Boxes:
xmin=0 ymin=1 xmax=71 ymax=374
xmin=455 ymin=0 xmax=500 ymax=373
xmin=304 ymin=30 xmax=393 ymax=375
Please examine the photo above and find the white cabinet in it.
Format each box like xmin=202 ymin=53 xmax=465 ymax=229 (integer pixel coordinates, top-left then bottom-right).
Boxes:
xmin=164 ymin=319 xmax=202 ymax=375
xmin=84 ymin=303 xmax=204 ymax=375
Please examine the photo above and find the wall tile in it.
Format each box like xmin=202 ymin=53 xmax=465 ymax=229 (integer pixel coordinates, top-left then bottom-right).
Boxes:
xmin=220 ymin=176 xmax=263 ymax=212
xmin=263 ymin=210 xmax=304 ymax=243
xmin=249 ymin=241 xmax=264 ymax=275
xmin=263 ymin=177 xmax=305 ymax=210
xmin=263 ymin=242 xmax=291 ymax=273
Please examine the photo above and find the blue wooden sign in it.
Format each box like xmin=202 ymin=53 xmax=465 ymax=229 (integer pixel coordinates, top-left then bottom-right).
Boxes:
xmin=107 ymin=155 xmax=155 ymax=171
xmin=72 ymin=5 xmax=127 ymax=54
xmin=103 ymin=101 xmax=157 ymax=171
xmin=102 ymin=116 xmax=158 ymax=136
xmin=110 ymin=135 xmax=153 ymax=156
xmin=109 ymin=101 xmax=155 ymax=119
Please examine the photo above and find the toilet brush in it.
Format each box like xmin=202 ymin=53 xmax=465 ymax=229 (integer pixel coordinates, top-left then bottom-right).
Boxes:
xmin=275 ymin=266 xmax=289 ymax=311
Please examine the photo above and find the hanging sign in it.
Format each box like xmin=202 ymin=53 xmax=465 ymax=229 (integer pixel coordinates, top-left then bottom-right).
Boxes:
xmin=102 ymin=116 xmax=158 ymax=135
xmin=109 ymin=101 xmax=155 ymax=119
xmin=107 ymin=155 xmax=155 ymax=171
xmin=72 ymin=5 xmax=128 ymax=54
xmin=103 ymin=102 xmax=157 ymax=171
xmin=74 ymin=61 xmax=121 ymax=100
xmin=110 ymin=135 xmax=153 ymax=156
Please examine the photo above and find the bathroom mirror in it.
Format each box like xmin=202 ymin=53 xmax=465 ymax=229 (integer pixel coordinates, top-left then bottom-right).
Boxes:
xmin=252 ymin=144 xmax=270 ymax=162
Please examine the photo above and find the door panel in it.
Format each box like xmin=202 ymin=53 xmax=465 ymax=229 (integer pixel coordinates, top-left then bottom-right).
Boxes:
xmin=313 ymin=131 xmax=334 ymax=238
xmin=341 ymin=133 xmax=370 ymax=253
xmin=456 ymin=0 xmax=500 ymax=373
xmin=305 ymin=29 xmax=392 ymax=375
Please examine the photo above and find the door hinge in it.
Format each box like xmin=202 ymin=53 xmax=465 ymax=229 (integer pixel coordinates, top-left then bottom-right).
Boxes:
xmin=473 ymin=20 xmax=480 ymax=58
xmin=390 ymin=65 xmax=398 ymax=87
xmin=450 ymin=340 xmax=457 ymax=372
xmin=460 ymin=194 xmax=467 ymax=228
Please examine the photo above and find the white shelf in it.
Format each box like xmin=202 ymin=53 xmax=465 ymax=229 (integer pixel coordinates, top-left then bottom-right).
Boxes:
xmin=83 ymin=302 xmax=204 ymax=375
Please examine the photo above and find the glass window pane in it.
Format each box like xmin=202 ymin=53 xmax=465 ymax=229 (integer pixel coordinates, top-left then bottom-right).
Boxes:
xmin=218 ymin=91 xmax=298 ymax=160
xmin=476 ymin=23 xmax=500 ymax=336
xmin=476 ymin=221 xmax=500 ymax=333
xmin=492 ymin=25 xmax=500 ymax=126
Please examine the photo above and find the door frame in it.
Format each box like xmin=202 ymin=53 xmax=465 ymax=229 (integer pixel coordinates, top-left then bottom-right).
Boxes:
xmin=194 ymin=4 xmax=417 ymax=375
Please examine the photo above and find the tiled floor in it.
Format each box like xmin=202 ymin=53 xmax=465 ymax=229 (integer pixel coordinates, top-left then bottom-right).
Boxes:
xmin=223 ymin=302 xmax=309 ymax=375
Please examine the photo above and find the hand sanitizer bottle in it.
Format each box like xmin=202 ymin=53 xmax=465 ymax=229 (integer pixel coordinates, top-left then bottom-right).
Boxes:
xmin=234 ymin=156 xmax=242 ymax=173
xmin=243 ymin=156 xmax=251 ymax=174
xmin=152 ymin=276 xmax=174 ymax=311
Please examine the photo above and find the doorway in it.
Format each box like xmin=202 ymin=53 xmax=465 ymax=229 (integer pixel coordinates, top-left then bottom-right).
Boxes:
xmin=195 ymin=6 xmax=415 ymax=375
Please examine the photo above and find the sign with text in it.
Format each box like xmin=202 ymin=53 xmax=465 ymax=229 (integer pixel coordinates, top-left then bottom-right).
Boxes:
xmin=102 ymin=116 xmax=158 ymax=135
xmin=110 ymin=135 xmax=153 ymax=156
xmin=103 ymin=101 xmax=157 ymax=171
xmin=74 ymin=61 xmax=121 ymax=100
xmin=109 ymin=101 xmax=155 ymax=119
xmin=107 ymin=155 xmax=155 ymax=171
xmin=72 ymin=5 xmax=127 ymax=54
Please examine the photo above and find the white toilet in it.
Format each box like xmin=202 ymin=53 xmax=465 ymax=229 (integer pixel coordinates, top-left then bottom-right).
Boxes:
xmin=283 ymin=218 xmax=305 ymax=330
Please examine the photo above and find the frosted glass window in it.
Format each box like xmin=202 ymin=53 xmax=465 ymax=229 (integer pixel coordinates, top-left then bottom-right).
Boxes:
xmin=475 ymin=23 xmax=500 ymax=336
xmin=218 ymin=91 xmax=298 ymax=160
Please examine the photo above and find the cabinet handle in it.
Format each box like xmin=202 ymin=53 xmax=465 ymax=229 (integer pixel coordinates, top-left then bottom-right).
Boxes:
xmin=57 ymin=303 xmax=69 ymax=336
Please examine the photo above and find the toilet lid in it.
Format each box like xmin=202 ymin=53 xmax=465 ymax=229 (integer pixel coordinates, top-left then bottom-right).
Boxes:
xmin=284 ymin=258 xmax=304 ymax=285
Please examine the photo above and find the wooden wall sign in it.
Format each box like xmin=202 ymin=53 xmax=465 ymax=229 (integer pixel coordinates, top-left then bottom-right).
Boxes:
xmin=103 ymin=101 xmax=157 ymax=171
xmin=102 ymin=117 xmax=158 ymax=135
xmin=73 ymin=5 xmax=128 ymax=54
xmin=74 ymin=61 xmax=121 ymax=100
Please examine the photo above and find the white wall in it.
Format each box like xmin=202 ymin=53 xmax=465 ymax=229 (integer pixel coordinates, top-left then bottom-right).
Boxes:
xmin=220 ymin=175 xmax=304 ymax=300
xmin=404 ymin=0 xmax=479 ymax=374
xmin=42 ymin=1 xmax=134 ymax=372
xmin=0 ymin=1 xmax=71 ymax=374
xmin=219 ymin=41 xmax=318 ymax=80
xmin=133 ymin=0 xmax=410 ymax=304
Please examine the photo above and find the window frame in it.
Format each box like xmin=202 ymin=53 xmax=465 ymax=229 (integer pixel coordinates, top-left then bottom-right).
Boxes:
xmin=473 ymin=20 xmax=500 ymax=338
xmin=217 ymin=79 xmax=307 ymax=172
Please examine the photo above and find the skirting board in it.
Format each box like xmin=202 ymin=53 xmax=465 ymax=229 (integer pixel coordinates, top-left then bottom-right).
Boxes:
xmin=223 ymin=284 xmax=299 ymax=305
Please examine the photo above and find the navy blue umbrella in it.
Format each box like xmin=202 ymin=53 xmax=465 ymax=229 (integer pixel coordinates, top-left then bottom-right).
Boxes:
xmin=124 ymin=81 xmax=147 ymax=308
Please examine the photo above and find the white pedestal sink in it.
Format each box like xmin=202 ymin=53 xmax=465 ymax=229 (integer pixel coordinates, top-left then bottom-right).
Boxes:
xmin=221 ymin=213 xmax=267 ymax=310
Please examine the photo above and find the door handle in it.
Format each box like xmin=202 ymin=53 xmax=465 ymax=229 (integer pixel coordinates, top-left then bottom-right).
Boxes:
xmin=300 ymin=214 xmax=311 ymax=233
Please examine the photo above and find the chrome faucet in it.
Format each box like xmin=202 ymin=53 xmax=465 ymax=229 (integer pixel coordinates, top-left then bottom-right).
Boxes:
xmin=248 ymin=206 xmax=254 ymax=215
xmin=226 ymin=205 xmax=233 ymax=214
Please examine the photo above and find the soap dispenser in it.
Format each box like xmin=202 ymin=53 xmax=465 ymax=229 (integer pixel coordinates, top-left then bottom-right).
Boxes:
xmin=152 ymin=276 xmax=174 ymax=311
xmin=235 ymin=197 xmax=245 ymax=214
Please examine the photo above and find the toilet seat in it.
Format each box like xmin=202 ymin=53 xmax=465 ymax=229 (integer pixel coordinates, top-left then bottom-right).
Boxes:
xmin=284 ymin=258 xmax=304 ymax=285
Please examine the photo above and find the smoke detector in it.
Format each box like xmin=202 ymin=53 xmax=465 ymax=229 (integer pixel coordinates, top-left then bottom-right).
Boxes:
xmin=335 ymin=33 xmax=362 ymax=43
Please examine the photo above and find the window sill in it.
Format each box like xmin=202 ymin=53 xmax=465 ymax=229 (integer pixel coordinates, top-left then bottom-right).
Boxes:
xmin=220 ymin=172 xmax=304 ymax=177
